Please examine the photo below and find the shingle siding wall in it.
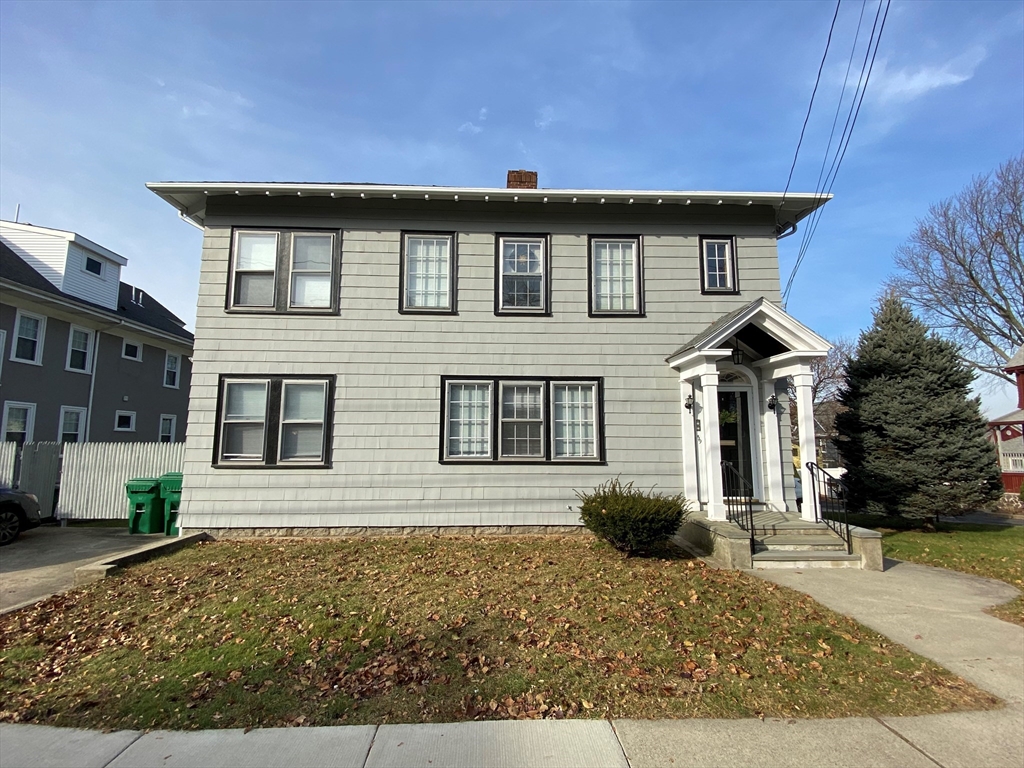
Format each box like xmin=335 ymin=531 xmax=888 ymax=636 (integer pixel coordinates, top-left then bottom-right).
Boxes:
xmin=181 ymin=204 xmax=785 ymax=530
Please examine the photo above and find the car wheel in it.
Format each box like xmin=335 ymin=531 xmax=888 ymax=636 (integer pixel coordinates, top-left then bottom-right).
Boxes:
xmin=0 ymin=508 xmax=21 ymax=546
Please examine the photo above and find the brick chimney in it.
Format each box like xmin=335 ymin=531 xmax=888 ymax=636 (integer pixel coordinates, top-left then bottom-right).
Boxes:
xmin=506 ymin=169 xmax=538 ymax=189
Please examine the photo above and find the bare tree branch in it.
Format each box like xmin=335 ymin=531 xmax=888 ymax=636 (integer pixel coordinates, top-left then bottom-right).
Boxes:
xmin=887 ymin=154 xmax=1024 ymax=381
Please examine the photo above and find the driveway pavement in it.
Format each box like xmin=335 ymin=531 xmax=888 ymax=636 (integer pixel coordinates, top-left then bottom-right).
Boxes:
xmin=0 ymin=525 xmax=161 ymax=612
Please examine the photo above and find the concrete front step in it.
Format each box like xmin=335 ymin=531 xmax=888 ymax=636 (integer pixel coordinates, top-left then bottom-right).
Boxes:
xmin=751 ymin=551 xmax=862 ymax=569
xmin=750 ymin=522 xmax=836 ymax=537
xmin=755 ymin=535 xmax=848 ymax=552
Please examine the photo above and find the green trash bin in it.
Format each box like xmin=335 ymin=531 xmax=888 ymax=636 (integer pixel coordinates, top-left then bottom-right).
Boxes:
xmin=159 ymin=472 xmax=183 ymax=536
xmin=125 ymin=477 xmax=165 ymax=534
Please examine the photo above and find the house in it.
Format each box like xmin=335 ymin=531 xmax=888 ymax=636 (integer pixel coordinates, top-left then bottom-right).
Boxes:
xmin=0 ymin=221 xmax=193 ymax=446
xmin=148 ymin=171 xmax=879 ymax=566
xmin=988 ymin=345 xmax=1024 ymax=496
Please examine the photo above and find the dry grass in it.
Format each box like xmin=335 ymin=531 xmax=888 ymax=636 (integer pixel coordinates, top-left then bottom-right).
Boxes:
xmin=0 ymin=536 xmax=998 ymax=730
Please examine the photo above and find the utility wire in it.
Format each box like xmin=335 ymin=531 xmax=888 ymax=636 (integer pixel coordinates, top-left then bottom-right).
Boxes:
xmin=781 ymin=0 xmax=843 ymax=206
xmin=782 ymin=0 xmax=890 ymax=304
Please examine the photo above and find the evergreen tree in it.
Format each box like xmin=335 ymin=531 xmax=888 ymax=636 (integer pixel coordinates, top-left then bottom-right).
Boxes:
xmin=836 ymin=295 xmax=1003 ymax=520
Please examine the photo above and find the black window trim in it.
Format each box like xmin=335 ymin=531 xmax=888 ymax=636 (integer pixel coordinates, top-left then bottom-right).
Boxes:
xmin=226 ymin=227 xmax=343 ymax=315
xmin=439 ymin=375 xmax=605 ymax=465
xmin=398 ymin=230 xmax=458 ymax=315
xmin=493 ymin=233 xmax=552 ymax=316
xmin=587 ymin=234 xmax=645 ymax=318
xmin=699 ymin=234 xmax=740 ymax=295
xmin=212 ymin=374 xmax=335 ymax=469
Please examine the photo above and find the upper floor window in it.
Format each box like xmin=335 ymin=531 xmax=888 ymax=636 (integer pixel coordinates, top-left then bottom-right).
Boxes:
xmin=66 ymin=326 xmax=94 ymax=373
xmin=590 ymin=237 xmax=642 ymax=316
xmin=701 ymin=236 xmax=738 ymax=294
xmin=12 ymin=310 xmax=45 ymax=365
xmin=215 ymin=376 xmax=333 ymax=467
xmin=114 ymin=410 xmax=136 ymax=432
xmin=228 ymin=230 xmax=340 ymax=313
xmin=122 ymin=339 xmax=142 ymax=361
xmin=84 ymin=256 xmax=103 ymax=276
xmin=401 ymin=233 xmax=456 ymax=313
xmin=164 ymin=352 xmax=181 ymax=389
xmin=496 ymin=236 xmax=548 ymax=315
xmin=441 ymin=377 xmax=603 ymax=463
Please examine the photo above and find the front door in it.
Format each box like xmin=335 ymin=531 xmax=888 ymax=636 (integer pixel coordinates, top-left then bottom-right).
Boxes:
xmin=719 ymin=390 xmax=754 ymax=496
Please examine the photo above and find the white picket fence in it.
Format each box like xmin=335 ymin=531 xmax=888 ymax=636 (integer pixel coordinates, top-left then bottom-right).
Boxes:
xmin=0 ymin=442 xmax=16 ymax=487
xmin=57 ymin=442 xmax=185 ymax=520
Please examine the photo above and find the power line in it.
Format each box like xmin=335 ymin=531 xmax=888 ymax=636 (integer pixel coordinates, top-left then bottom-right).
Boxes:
xmin=782 ymin=0 xmax=890 ymax=305
xmin=781 ymin=0 xmax=843 ymax=205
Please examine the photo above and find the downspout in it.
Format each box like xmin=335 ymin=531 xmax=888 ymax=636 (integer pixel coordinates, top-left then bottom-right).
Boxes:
xmin=776 ymin=221 xmax=798 ymax=240
xmin=85 ymin=320 xmax=124 ymax=441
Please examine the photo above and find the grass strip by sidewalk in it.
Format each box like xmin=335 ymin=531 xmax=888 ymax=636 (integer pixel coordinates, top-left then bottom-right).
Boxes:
xmin=876 ymin=523 xmax=1024 ymax=626
xmin=0 ymin=536 xmax=998 ymax=731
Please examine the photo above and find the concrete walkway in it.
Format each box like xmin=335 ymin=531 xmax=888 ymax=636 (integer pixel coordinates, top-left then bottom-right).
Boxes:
xmin=1 ymin=559 xmax=1021 ymax=768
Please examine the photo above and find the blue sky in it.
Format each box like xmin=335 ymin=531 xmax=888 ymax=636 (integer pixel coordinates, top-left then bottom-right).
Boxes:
xmin=1 ymin=0 xmax=1021 ymax=415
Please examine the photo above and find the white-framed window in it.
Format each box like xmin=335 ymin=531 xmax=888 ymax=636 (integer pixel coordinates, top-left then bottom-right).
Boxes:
xmin=159 ymin=414 xmax=177 ymax=443
xmin=231 ymin=231 xmax=278 ymax=308
xmin=591 ymin=237 xmax=642 ymax=315
xmin=229 ymin=229 xmax=339 ymax=313
xmin=441 ymin=377 xmax=602 ymax=463
xmin=59 ymin=406 xmax=87 ymax=443
xmin=402 ymin=233 xmax=455 ymax=313
xmin=497 ymin=236 xmax=547 ymax=314
xmin=552 ymin=382 xmax=599 ymax=459
xmin=499 ymin=381 xmax=545 ymax=459
xmin=444 ymin=381 xmax=493 ymax=459
xmin=84 ymin=256 xmax=103 ymax=276
xmin=216 ymin=376 xmax=333 ymax=467
xmin=2 ymin=401 xmax=36 ymax=444
xmin=289 ymin=233 xmax=334 ymax=309
xmin=164 ymin=352 xmax=181 ymax=389
xmin=0 ymin=329 xmax=6 ymax=382
xmin=11 ymin=309 xmax=45 ymax=365
xmin=65 ymin=325 xmax=94 ymax=373
xmin=114 ymin=411 xmax=136 ymax=432
xmin=701 ymin=236 xmax=737 ymax=293
xmin=122 ymin=338 xmax=143 ymax=361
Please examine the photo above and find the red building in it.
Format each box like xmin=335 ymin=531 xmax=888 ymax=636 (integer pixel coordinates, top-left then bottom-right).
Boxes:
xmin=989 ymin=346 xmax=1024 ymax=495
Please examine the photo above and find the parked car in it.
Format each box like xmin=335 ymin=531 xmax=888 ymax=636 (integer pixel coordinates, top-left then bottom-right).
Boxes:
xmin=0 ymin=487 xmax=42 ymax=546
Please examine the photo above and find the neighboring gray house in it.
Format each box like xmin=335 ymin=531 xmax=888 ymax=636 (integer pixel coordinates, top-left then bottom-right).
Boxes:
xmin=148 ymin=172 xmax=832 ymax=536
xmin=0 ymin=221 xmax=193 ymax=446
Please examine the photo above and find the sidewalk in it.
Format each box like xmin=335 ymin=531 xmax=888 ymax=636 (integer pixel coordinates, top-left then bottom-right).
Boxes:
xmin=1 ymin=559 xmax=1021 ymax=768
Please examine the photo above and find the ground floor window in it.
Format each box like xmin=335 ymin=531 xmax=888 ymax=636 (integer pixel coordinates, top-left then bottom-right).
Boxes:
xmin=214 ymin=375 xmax=334 ymax=468
xmin=2 ymin=402 xmax=35 ymax=444
xmin=59 ymin=406 xmax=87 ymax=442
xmin=159 ymin=414 xmax=177 ymax=443
xmin=441 ymin=377 xmax=603 ymax=463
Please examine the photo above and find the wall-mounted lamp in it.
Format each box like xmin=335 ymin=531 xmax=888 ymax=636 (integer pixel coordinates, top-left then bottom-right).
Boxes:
xmin=767 ymin=394 xmax=778 ymax=411
xmin=731 ymin=340 xmax=744 ymax=366
xmin=684 ymin=394 xmax=694 ymax=412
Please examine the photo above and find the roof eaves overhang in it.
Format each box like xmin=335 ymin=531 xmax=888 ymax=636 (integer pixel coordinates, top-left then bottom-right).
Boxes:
xmin=1 ymin=279 xmax=193 ymax=350
xmin=146 ymin=182 xmax=833 ymax=230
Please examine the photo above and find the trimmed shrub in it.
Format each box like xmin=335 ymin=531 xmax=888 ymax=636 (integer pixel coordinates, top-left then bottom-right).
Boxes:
xmin=576 ymin=478 xmax=689 ymax=555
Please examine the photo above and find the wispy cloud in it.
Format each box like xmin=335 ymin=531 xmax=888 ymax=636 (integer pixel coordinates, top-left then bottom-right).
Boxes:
xmin=866 ymin=47 xmax=987 ymax=104
xmin=478 ymin=107 xmax=488 ymax=121
xmin=458 ymin=121 xmax=482 ymax=134
xmin=535 ymin=105 xmax=556 ymax=130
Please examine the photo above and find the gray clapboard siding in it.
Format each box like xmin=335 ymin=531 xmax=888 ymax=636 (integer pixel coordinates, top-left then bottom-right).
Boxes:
xmin=179 ymin=208 xmax=786 ymax=528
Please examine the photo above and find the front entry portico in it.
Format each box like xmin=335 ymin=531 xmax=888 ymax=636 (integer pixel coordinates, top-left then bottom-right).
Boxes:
xmin=667 ymin=298 xmax=831 ymax=523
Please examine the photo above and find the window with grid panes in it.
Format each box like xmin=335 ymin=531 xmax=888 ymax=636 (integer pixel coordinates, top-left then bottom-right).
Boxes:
xmin=403 ymin=234 xmax=453 ymax=311
xmin=591 ymin=238 xmax=640 ymax=314
xmin=500 ymin=383 xmax=544 ymax=458
xmin=446 ymin=382 xmax=492 ymax=458
xmin=498 ymin=237 xmax=546 ymax=313
xmin=701 ymin=237 xmax=736 ymax=292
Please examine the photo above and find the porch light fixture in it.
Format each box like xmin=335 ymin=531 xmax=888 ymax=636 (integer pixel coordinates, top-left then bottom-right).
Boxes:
xmin=684 ymin=395 xmax=694 ymax=412
xmin=767 ymin=394 xmax=778 ymax=411
xmin=731 ymin=341 xmax=743 ymax=366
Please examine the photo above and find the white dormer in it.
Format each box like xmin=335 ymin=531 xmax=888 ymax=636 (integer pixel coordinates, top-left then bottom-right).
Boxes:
xmin=0 ymin=221 xmax=127 ymax=310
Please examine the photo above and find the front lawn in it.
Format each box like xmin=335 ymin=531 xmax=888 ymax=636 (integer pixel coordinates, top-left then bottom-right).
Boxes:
xmin=0 ymin=537 xmax=997 ymax=730
xmin=879 ymin=523 xmax=1024 ymax=626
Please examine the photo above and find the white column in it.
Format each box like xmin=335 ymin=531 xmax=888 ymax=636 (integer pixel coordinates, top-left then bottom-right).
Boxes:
xmin=679 ymin=377 xmax=700 ymax=505
xmin=794 ymin=371 xmax=817 ymax=522
xmin=761 ymin=379 xmax=784 ymax=511
xmin=700 ymin=371 xmax=726 ymax=520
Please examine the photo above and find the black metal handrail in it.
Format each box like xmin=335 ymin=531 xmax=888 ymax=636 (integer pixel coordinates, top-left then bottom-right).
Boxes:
xmin=721 ymin=460 xmax=756 ymax=555
xmin=805 ymin=461 xmax=851 ymax=553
